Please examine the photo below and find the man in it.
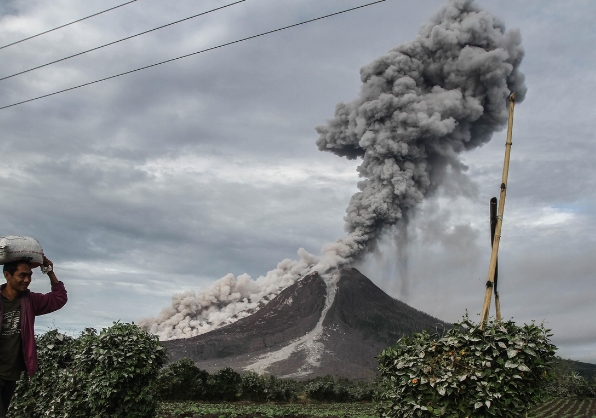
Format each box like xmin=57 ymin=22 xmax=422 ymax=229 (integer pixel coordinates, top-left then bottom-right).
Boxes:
xmin=0 ymin=256 xmax=67 ymax=417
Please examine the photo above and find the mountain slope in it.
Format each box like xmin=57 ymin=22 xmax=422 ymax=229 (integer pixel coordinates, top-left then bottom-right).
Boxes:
xmin=312 ymin=268 xmax=449 ymax=377
xmin=164 ymin=272 xmax=326 ymax=362
xmin=162 ymin=268 xmax=449 ymax=380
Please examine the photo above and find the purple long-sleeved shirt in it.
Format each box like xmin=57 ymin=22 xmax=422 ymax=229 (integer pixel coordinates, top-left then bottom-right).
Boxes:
xmin=0 ymin=282 xmax=68 ymax=377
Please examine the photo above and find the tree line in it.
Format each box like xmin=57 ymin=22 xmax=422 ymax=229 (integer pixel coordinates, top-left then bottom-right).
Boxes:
xmin=6 ymin=321 xmax=595 ymax=418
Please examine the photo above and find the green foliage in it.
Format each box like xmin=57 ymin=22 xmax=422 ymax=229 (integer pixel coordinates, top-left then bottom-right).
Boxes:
xmin=156 ymin=358 xmax=209 ymax=401
xmin=263 ymin=375 xmax=300 ymax=402
xmin=156 ymin=361 xmax=372 ymax=403
xmin=241 ymin=372 xmax=270 ymax=402
xmin=345 ymin=380 xmax=376 ymax=402
xmin=158 ymin=365 xmax=291 ymax=403
xmin=155 ymin=398 xmax=596 ymax=418
xmin=157 ymin=401 xmax=378 ymax=418
xmin=206 ymin=367 xmax=242 ymax=401
xmin=540 ymin=357 xmax=596 ymax=399
xmin=306 ymin=375 xmax=339 ymax=402
xmin=305 ymin=375 xmax=375 ymax=402
xmin=543 ymin=369 xmax=596 ymax=398
xmin=376 ymin=316 xmax=557 ymax=418
xmin=9 ymin=323 xmax=167 ymax=418
xmin=240 ymin=371 xmax=299 ymax=402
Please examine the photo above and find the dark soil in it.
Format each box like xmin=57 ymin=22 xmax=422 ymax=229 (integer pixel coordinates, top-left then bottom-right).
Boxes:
xmin=530 ymin=398 xmax=596 ymax=417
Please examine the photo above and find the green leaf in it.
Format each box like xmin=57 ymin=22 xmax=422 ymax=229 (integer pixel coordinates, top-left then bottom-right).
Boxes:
xmin=517 ymin=364 xmax=530 ymax=372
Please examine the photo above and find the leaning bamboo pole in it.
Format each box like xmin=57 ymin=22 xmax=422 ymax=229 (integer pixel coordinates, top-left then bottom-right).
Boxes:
xmin=490 ymin=197 xmax=501 ymax=321
xmin=480 ymin=93 xmax=516 ymax=328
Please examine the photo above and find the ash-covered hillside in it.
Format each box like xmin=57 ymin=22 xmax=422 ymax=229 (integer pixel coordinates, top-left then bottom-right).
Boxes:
xmin=163 ymin=268 xmax=449 ymax=380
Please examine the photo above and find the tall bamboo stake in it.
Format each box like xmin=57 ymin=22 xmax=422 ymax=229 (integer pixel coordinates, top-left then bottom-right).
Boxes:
xmin=480 ymin=93 xmax=516 ymax=328
xmin=490 ymin=197 xmax=501 ymax=321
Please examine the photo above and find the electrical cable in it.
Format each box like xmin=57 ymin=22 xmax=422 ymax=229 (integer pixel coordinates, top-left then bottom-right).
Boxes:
xmin=0 ymin=0 xmax=139 ymax=51
xmin=0 ymin=0 xmax=247 ymax=82
xmin=0 ymin=0 xmax=387 ymax=111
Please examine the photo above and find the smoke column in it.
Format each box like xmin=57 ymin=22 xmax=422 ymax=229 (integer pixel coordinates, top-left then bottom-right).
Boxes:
xmin=139 ymin=0 xmax=526 ymax=340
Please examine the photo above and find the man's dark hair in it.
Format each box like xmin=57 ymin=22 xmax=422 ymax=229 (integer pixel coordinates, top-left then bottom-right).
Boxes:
xmin=3 ymin=260 xmax=31 ymax=276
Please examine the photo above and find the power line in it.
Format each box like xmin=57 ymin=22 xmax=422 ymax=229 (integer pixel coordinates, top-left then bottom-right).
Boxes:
xmin=0 ymin=1 xmax=139 ymax=51
xmin=0 ymin=0 xmax=387 ymax=111
xmin=0 ymin=0 xmax=247 ymax=82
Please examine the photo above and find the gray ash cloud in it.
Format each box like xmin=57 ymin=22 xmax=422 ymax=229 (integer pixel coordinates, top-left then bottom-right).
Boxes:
xmin=316 ymin=0 xmax=526 ymax=262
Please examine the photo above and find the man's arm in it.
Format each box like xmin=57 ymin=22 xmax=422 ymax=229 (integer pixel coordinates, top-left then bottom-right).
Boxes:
xmin=29 ymin=255 xmax=68 ymax=316
xmin=45 ymin=257 xmax=59 ymax=285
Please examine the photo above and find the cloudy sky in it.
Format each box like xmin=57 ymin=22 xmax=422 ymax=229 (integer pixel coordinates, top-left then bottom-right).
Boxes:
xmin=1 ymin=0 xmax=595 ymax=364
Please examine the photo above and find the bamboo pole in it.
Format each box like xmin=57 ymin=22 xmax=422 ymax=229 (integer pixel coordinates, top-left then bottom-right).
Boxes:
xmin=490 ymin=197 xmax=501 ymax=321
xmin=480 ymin=93 xmax=516 ymax=328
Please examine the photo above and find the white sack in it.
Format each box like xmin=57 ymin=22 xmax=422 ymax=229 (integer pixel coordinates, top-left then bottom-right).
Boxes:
xmin=0 ymin=236 xmax=44 ymax=267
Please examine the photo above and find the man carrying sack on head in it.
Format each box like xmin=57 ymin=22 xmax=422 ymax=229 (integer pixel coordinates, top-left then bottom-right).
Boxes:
xmin=0 ymin=256 xmax=68 ymax=417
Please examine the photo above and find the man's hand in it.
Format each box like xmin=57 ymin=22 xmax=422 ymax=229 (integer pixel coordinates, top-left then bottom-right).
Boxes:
xmin=42 ymin=255 xmax=53 ymax=270
xmin=42 ymin=255 xmax=59 ymax=284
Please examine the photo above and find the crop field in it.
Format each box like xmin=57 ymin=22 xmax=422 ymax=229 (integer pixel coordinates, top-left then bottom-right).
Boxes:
xmin=156 ymin=402 xmax=377 ymax=418
xmin=157 ymin=399 xmax=596 ymax=418
xmin=529 ymin=398 xmax=596 ymax=418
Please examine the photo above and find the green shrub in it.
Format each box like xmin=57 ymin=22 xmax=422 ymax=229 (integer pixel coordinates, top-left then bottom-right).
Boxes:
xmin=305 ymin=375 xmax=338 ymax=401
xmin=206 ymin=367 xmax=242 ymax=401
xmin=265 ymin=376 xmax=299 ymax=402
xmin=376 ymin=316 xmax=557 ymax=418
xmin=241 ymin=371 xmax=270 ymax=402
xmin=541 ymin=357 xmax=596 ymax=398
xmin=157 ymin=358 xmax=209 ymax=401
xmin=9 ymin=323 xmax=167 ymax=418
xmin=304 ymin=375 xmax=375 ymax=402
xmin=544 ymin=370 xmax=596 ymax=398
xmin=346 ymin=380 xmax=376 ymax=402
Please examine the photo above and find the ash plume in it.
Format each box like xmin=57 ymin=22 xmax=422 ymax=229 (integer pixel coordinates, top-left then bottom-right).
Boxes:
xmin=139 ymin=0 xmax=526 ymax=340
xmin=316 ymin=0 xmax=526 ymax=262
xmin=138 ymin=250 xmax=320 ymax=339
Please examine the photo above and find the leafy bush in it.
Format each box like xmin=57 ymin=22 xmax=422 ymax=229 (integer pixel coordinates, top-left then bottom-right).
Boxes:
xmin=265 ymin=376 xmax=300 ymax=402
xmin=345 ymin=380 xmax=376 ymax=402
xmin=241 ymin=371 xmax=271 ymax=402
xmin=157 ymin=363 xmax=372 ymax=403
xmin=305 ymin=375 xmax=375 ymax=402
xmin=157 ymin=365 xmax=299 ymax=403
xmin=9 ymin=323 xmax=167 ymax=418
xmin=376 ymin=316 xmax=557 ymax=418
xmin=543 ymin=370 xmax=596 ymax=398
xmin=540 ymin=357 xmax=596 ymax=398
xmin=206 ymin=367 xmax=242 ymax=401
xmin=306 ymin=375 xmax=338 ymax=402
xmin=8 ymin=329 xmax=80 ymax=416
xmin=240 ymin=371 xmax=300 ymax=402
xmin=156 ymin=358 xmax=209 ymax=401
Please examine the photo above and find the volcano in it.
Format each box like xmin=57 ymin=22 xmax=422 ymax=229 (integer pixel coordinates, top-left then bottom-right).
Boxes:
xmin=162 ymin=268 xmax=450 ymax=380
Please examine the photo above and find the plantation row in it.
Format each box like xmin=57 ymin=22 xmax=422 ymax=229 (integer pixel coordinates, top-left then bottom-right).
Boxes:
xmin=6 ymin=324 xmax=375 ymax=418
xmin=529 ymin=398 xmax=596 ymax=418
xmin=156 ymin=401 xmax=378 ymax=418
xmin=157 ymin=357 xmax=596 ymax=405
xmin=6 ymin=319 xmax=596 ymax=417
xmin=154 ymin=399 xmax=596 ymax=418
xmin=158 ymin=358 xmax=376 ymax=403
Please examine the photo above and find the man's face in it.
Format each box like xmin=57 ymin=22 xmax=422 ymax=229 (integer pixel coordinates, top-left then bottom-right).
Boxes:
xmin=4 ymin=263 xmax=32 ymax=293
